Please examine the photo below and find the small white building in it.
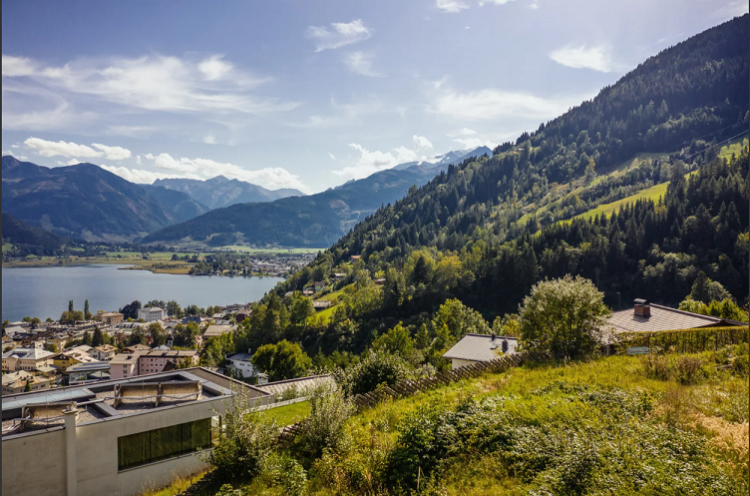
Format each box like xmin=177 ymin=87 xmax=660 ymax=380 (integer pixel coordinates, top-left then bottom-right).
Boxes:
xmin=138 ymin=307 xmax=166 ymax=322
xmin=442 ymin=334 xmax=518 ymax=370
xmin=226 ymin=350 xmax=266 ymax=383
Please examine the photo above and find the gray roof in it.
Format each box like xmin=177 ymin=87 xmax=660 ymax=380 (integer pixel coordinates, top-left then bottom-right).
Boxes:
xmin=204 ymin=325 xmax=236 ymax=337
xmin=607 ymin=303 xmax=745 ymax=333
xmin=2 ymin=348 xmax=55 ymax=361
xmin=443 ymin=334 xmax=518 ymax=362
xmin=227 ymin=352 xmax=252 ymax=362
xmin=256 ymin=374 xmax=333 ymax=396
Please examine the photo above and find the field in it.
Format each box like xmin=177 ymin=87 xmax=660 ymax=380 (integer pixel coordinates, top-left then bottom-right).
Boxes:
xmin=572 ymin=180 xmax=669 ymax=221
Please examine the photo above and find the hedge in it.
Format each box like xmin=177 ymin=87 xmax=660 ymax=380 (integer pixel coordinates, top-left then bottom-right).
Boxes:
xmin=617 ymin=326 xmax=748 ymax=354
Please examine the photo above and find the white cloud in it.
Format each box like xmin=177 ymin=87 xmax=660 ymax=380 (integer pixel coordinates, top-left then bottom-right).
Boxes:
xmin=203 ymin=133 xmax=217 ymax=145
xmin=436 ymin=0 xmax=469 ymax=13
xmin=2 ymin=53 xmax=297 ymax=134
xmin=449 ymin=128 xmax=477 ymax=137
xmin=412 ymin=135 xmax=433 ymax=149
xmin=479 ymin=0 xmax=516 ymax=6
xmin=99 ymin=165 xmax=178 ymax=184
xmin=344 ymin=52 xmax=383 ymax=77
xmin=453 ymin=137 xmax=497 ymax=150
xmin=2 ymin=149 xmax=28 ymax=160
xmin=143 ymin=153 xmax=311 ymax=192
xmin=198 ymin=55 xmax=233 ymax=81
xmin=24 ymin=137 xmax=101 ymax=158
xmin=136 ymin=155 xmax=142 ymax=165
xmin=333 ymin=143 xmax=424 ymax=180
xmin=431 ymin=86 xmax=586 ymax=121
xmin=329 ymin=152 xmax=337 ymax=161
xmin=2 ymin=55 xmax=37 ymax=77
xmin=144 ymin=153 xmax=155 ymax=160
xmin=549 ymin=45 xmax=613 ymax=72
xmin=22 ymin=137 xmax=132 ymax=161
xmin=91 ymin=143 xmax=131 ymax=160
xmin=58 ymin=159 xmax=81 ymax=166
xmin=528 ymin=1 xmax=540 ymax=9
xmin=306 ymin=19 xmax=373 ymax=52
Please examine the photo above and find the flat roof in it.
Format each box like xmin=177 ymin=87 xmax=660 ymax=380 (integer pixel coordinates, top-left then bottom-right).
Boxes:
xmin=1 ymin=368 xmax=243 ymax=438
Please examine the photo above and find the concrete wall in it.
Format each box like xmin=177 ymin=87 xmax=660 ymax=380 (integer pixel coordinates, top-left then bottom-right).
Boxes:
xmin=2 ymin=396 xmax=228 ymax=496
xmin=2 ymin=428 xmax=67 ymax=496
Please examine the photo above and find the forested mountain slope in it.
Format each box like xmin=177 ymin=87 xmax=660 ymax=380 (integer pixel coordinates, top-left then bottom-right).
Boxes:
xmin=259 ymin=15 xmax=749 ymax=355
xmin=1 ymin=213 xmax=73 ymax=257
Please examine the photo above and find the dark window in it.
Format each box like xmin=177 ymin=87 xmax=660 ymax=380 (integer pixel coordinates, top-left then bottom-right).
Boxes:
xmin=117 ymin=418 xmax=211 ymax=470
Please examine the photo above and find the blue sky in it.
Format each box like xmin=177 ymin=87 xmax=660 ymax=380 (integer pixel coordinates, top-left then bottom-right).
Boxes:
xmin=2 ymin=0 xmax=747 ymax=193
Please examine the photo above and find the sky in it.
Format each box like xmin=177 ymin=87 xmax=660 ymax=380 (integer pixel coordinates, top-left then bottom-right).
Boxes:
xmin=2 ymin=0 xmax=747 ymax=194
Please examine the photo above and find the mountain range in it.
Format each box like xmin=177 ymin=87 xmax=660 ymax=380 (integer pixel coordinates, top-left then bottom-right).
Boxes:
xmin=142 ymin=146 xmax=493 ymax=248
xmin=153 ymin=176 xmax=303 ymax=209
xmin=1 ymin=157 xmax=210 ymax=241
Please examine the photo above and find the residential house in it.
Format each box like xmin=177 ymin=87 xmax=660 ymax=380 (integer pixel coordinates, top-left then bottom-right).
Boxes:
xmin=255 ymin=374 xmax=333 ymax=397
xmin=122 ymin=343 xmax=151 ymax=354
xmin=443 ymin=334 xmax=518 ymax=370
xmin=2 ymin=335 xmax=16 ymax=352
xmin=374 ymin=278 xmax=386 ymax=286
xmin=607 ymin=299 xmax=746 ymax=333
xmin=225 ymin=350 xmax=266 ymax=383
xmin=137 ymin=307 xmax=166 ymax=322
xmin=109 ymin=349 xmax=200 ymax=380
xmin=313 ymin=281 xmax=326 ymax=292
xmin=235 ymin=309 xmax=251 ymax=323
xmin=2 ymin=371 xmax=52 ymax=396
xmin=203 ymin=325 xmax=236 ymax=339
xmin=2 ymin=348 xmax=55 ymax=372
xmin=96 ymin=312 xmax=124 ymax=326
xmin=92 ymin=344 xmax=117 ymax=361
xmin=313 ymin=300 xmax=333 ymax=310
xmin=302 ymin=288 xmax=314 ymax=297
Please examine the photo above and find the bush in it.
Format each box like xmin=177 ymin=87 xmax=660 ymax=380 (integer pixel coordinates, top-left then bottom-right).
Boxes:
xmin=335 ymin=349 xmax=411 ymax=396
xmin=208 ymin=392 xmax=279 ymax=480
xmin=519 ymin=275 xmax=611 ymax=359
xmin=296 ymin=382 xmax=355 ymax=460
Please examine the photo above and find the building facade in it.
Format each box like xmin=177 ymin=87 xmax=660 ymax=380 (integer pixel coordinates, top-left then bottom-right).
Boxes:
xmin=137 ymin=307 xmax=166 ymax=322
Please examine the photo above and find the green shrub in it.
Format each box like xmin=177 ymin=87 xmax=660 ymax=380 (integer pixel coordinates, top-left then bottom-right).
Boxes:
xmin=296 ymin=382 xmax=355 ymax=460
xmin=334 ymin=349 xmax=412 ymax=396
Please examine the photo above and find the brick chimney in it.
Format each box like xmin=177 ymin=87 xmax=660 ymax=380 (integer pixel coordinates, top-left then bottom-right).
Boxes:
xmin=634 ymin=298 xmax=650 ymax=318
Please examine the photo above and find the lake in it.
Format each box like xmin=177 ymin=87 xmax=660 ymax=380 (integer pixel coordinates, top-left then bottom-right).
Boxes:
xmin=2 ymin=264 xmax=283 ymax=322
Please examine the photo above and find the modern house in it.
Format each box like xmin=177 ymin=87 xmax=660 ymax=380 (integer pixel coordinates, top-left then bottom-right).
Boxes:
xmin=1 ymin=368 xmax=272 ymax=496
xmin=2 ymin=347 xmax=56 ymax=372
xmin=137 ymin=307 xmax=167 ymax=322
xmin=95 ymin=312 xmax=124 ymax=326
xmin=607 ymin=299 xmax=746 ymax=333
xmin=442 ymin=334 xmax=518 ymax=370
xmin=313 ymin=300 xmax=333 ymax=310
xmin=122 ymin=343 xmax=151 ymax=354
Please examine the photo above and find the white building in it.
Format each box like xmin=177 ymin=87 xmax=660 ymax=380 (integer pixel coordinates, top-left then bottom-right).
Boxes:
xmin=442 ymin=334 xmax=518 ymax=370
xmin=2 ymin=347 xmax=55 ymax=372
xmin=137 ymin=307 xmax=166 ymax=322
xmin=1 ymin=368 xmax=273 ymax=496
xmin=226 ymin=350 xmax=267 ymax=384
